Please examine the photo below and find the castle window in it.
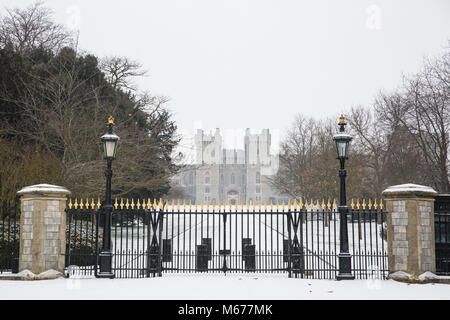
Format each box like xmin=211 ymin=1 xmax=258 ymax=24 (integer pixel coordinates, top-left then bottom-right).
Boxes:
xmin=205 ymin=172 xmax=210 ymax=184
xmin=231 ymin=173 xmax=235 ymax=185
xmin=256 ymin=172 xmax=260 ymax=184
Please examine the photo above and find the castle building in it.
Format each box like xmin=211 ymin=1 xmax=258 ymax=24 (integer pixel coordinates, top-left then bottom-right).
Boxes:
xmin=172 ymin=128 xmax=286 ymax=205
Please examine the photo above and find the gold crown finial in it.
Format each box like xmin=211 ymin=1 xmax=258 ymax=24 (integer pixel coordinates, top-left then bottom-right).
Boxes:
xmin=108 ymin=115 xmax=114 ymax=124
xmin=339 ymin=115 xmax=345 ymax=123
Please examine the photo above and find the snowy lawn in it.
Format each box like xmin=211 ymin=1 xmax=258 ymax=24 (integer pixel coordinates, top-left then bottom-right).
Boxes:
xmin=0 ymin=274 xmax=449 ymax=300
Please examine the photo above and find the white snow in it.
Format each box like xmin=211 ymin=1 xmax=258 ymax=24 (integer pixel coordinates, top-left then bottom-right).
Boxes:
xmin=1 ymin=269 xmax=64 ymax=280
xmin=0 ymin=274 xmax=449 ymax=300
xmin=16 ymin=269 xmax=35 ymax=279
xmin=388 ymin=271 xmax=413 ymax=280
xmin=17 ymin=184 xmax=71 ymax=195
xmin=37 ymin=270 xmax=64 ymax=279
xmin=382 ymin=184 xmax=437 ymax=195
xmin=418 ymin=272 xmax=446 ymax=281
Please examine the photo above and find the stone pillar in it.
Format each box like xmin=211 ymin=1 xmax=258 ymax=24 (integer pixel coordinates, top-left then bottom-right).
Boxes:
xmin=382 ymin=184 xmax=437 ymax=276
xmin=17 ymin=184 xmax=71 ymax=274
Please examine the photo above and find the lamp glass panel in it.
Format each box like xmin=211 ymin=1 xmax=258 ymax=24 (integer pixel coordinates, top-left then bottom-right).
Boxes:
xmin=105 ymin=140 xmax=117 ymax=158
xmin=336 ymin=140 xmax=348 ymax=158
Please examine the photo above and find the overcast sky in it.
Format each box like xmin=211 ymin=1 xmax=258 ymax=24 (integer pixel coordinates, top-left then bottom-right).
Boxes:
xmin=2 ymin=0 xmax=450 ymax=155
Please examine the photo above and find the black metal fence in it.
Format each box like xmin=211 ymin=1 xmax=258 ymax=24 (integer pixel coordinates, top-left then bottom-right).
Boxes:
xmin=65 ymin=198 xmax=388 ymax=280
xmin=435 ymin=195 xmax=450 ymax=275
xmin=0 ymin=199 xmax=20 ymax=274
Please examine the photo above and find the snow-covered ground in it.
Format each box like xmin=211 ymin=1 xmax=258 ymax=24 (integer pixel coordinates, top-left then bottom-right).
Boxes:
xmin=0 ymin=274 xmax=449 ymax=300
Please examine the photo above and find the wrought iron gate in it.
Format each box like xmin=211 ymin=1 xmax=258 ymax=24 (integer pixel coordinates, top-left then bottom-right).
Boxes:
xmin=65 ymin=198 xmax=388 ymax=279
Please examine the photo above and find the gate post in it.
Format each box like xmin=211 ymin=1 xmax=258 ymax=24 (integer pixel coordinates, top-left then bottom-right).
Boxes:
xmin=17 ymin=184 xmax=71 ymax=274
xmin=382 ymin=184 xmax=437 ymax=276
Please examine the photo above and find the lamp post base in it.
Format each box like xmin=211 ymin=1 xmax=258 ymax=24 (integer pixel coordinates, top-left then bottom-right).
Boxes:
xmin=337 ymin=252 xmax=355 ymax=280
xmin=97 ymin=251 xmax=115 ymax=279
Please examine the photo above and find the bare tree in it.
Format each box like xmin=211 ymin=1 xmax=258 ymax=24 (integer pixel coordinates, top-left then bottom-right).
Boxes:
xmin=100 ymin=56 xmax=148 ymax=91
xmin=0 ymin=1 xmax=72 ymax=53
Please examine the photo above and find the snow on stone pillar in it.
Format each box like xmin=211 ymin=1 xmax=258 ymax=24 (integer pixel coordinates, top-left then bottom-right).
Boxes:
xmin=17 ymin=184 xmax=71 ymax=274
xmin=382 ymin=184 xmax=437 ymax=276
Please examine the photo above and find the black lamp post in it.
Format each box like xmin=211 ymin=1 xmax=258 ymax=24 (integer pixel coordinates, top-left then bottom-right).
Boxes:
xmin=333 ymin=115 xmax=355 ymax=280
xmin=97 ymin=115 xmax=120 ymax=279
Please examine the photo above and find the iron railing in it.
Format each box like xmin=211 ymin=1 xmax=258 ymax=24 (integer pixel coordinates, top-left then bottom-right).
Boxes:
xmin=435 ymin=212 xmax=450 ymax=275
xmin=65 ymin=198 xmax=388 ymax=280
xmin=0 ymin=199 xmax=20 ymax=274
xmin=434 ymin=195 xmax=450 ymax=276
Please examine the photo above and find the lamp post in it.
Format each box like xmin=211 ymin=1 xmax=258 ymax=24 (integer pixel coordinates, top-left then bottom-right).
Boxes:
xmin=333 ymin=115 xmax=355 ymax=280
xmin=97 ymin=115 xmax=120 ymax=279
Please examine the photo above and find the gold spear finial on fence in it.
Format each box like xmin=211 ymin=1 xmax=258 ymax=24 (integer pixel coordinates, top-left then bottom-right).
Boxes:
xmin=79 ymin=198 xmax=84 ymax=209
xmin=368 ymin=199 xmax=372 ymax=210
xmin=108 ymin=115 xmax=114 ymax=124
xmin=356 ymin=199 xmax=360 ymax=210
xmin=351 ymin=199 xmax=355 ymax=210
xmin=380 ymin=199 xmax=384 ymax=210
xmin=339 ymin=114 xmax=345 ymax=123
xmin=130 ymin=199 xmax=135 ymax=209
xmin=91 ymin=198 xmax=95 ymax=209
xmin=97 ymin=197 xmax=101 ymax=209
xmin=136 ymin=199 xmax=141 ymax=209
xmin=374 ymin=199 xmax=378 ymax=210
xmin=74 ymin=198 xmax=78 ymax=209
xmin=68 ymin=199 xmax=73 ymax=209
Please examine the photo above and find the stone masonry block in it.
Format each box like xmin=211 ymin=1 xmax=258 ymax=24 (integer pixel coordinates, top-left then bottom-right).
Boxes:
xmin=46 ymin=225 xmax=59 ymax=232
xmin=392 ymin=218 xmax=408 ymax=226
xmin=22 ymin=232 xmax=33 ymax=240
xmin=394 ymin=263 xmax=407 ymax=270
xmin=393 ymin=240 xmax=408 ymax=248
xmin=391 ymin=212 xmax=408 ymax=219
xmin=393 ymin=247 xmax=409 ymax=256
xmin=395 ymin=255 xmax=407 ymax=264
xmin=394 ymin=233 xmax=407 ymax=241
xmin=393 ymin=226 xmax=406 ymax=234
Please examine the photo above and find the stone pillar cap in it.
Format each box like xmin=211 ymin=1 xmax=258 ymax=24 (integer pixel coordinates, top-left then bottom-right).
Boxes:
xmin=17 ymin=184 xmax=71 ymax=196
xmin=382 ymin=183 xmax=437 ymax=198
